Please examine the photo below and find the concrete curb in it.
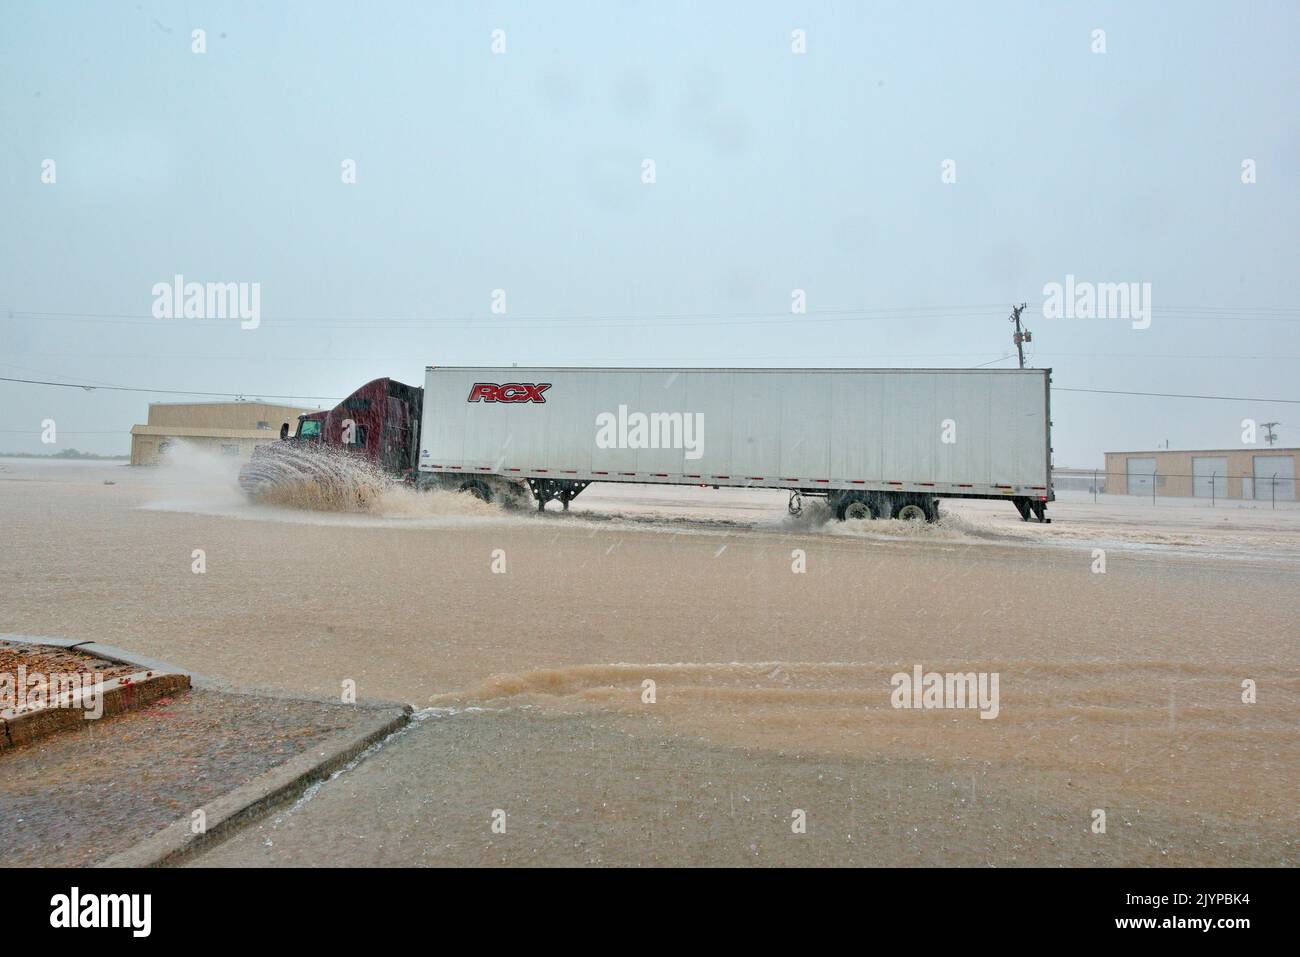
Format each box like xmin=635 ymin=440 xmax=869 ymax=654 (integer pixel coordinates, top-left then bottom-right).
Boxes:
xmin=1 ymin=671 xmax=191 ymax=750
xmin=1 ymin=633 xmax=194 ymax=680
xmin=1 ymin=635 xmax=193 ymax=751
xmin=98 ymin=703 xmax=412 ymax=868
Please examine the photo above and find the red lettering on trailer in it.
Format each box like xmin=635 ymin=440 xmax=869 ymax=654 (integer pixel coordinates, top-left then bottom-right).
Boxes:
xmin=467 ymin=382 xmax=552 ymax=403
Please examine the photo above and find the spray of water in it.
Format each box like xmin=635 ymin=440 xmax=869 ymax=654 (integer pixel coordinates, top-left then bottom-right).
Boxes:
xmin=141 ymin=439 xmax=501 ymax=522
xmin=239 ymin=443 xmax=393 ymax=512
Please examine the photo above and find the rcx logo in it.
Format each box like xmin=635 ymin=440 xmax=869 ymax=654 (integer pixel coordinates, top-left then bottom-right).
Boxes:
xmin=467 ymin=382 xmax=552 ymax=403
xmin=50 ymin=887 xmax=151 ymax=937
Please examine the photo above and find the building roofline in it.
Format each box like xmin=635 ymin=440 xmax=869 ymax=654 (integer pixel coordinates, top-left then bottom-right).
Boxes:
xmin=1105 ymin=448 xmax=1298 ymax=455
xmin=130 ymin=426 xmax=284 ymax=438
xmin=145 ymin=400 xmax=313 ymax=408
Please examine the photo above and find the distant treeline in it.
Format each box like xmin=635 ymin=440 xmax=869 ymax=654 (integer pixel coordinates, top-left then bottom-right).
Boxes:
xmin=0 ymin=449 xmax=129 ymax=460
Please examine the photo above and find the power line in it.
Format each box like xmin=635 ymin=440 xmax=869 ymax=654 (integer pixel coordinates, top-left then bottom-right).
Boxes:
xmin=1055 ymin=387 xmax=1300 ymax=404
xmin=6 ymin=304 xmax=1300 ymax=329
xmin=3 ymin=373 xmax=1296 ymax=406
xmin=0 ymin=375 xmax=337 ymax=403
xmin=7 ymin=350 xmax=1300 ymax=363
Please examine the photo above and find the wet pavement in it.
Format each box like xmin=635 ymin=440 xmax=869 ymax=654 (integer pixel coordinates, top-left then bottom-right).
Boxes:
xmin=0 ymin=688 xmax=378 ymax=867
xmin=191 ymin=707 xmax=1296 ymax=867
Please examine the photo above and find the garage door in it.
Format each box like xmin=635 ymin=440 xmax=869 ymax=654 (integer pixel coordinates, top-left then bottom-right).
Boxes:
xmin=1192 ymin=456 xmax=1228 ymax=498
xmin=1127 ymin=457 xmax=1157 ymax=496
xmin=1253 ymin=456 xmax=1296 ymax=501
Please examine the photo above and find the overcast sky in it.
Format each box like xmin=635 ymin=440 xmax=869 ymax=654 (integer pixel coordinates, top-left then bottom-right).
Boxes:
xmin=2 ymin=1 xmax=1297 ymax=466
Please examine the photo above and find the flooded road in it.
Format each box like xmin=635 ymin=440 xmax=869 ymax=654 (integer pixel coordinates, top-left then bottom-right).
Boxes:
xmin=2 ymin=455 xmax=1296 ymax=865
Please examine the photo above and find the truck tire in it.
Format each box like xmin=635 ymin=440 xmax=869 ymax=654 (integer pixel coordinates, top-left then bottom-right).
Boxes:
xmin=495 ymin=478 xmax=530 ymax=510
xmin=459 ymin=478 xmax=492 ymax=503
xmin=889 ymin=494 xmax=941 ymax=522
xmin=842 ymin=499 xmax=873 ymax=521
xmin=834 ymin=493 xmax=876 ymax=521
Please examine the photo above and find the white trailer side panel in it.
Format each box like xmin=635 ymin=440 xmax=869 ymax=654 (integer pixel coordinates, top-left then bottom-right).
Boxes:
xmin=419 ymin=367 xmax=1051 ymax=496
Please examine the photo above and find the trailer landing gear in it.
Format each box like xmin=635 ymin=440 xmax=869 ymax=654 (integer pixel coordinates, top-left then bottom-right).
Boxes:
xmin=528 ymin=478 xmax=590 ymax=512
xmin=1014 ymin=497 xmax=1051 ymax=523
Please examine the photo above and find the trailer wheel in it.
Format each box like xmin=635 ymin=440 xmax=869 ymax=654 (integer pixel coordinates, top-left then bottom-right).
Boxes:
xmin=833 ymin=494 xmax=876 ymax=521
xmin=896 ymin=503 xmax=927 ymax=522
xmin=843 ymin=499 xmax=873 ymax=521
xmin=459 ymin=478 xmax=492 ymax=503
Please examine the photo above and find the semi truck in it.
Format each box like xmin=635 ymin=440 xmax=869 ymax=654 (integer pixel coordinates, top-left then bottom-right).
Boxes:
xmin=242 ymin=366 xmax=1054 ymax=522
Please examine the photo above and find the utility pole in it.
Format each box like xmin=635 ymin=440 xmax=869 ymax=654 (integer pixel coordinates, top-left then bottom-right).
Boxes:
xmin=1009 ymin=303 xmax=1030 ymax=369
xmin=1261 ymin=421 xmax=1280 ymax=446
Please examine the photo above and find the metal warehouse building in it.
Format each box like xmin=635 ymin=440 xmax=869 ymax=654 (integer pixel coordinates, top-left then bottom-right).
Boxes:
xmin=130 ymin=401 xmax=312 ymax=466
xmin=1104 ymin=448 xmax=1298 ymax=501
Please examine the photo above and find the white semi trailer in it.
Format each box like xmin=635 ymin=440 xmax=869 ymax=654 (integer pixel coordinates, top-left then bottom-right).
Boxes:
xmin=418 ymin=366 xmax=1054 ymax=522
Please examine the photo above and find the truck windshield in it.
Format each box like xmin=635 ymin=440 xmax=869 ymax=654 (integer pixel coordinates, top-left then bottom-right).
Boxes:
xmin=299 ymin=420 xmax=322 ymax=439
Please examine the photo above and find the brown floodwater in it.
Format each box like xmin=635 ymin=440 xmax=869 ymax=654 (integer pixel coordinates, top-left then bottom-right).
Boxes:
xmin=1 ymin=452 xmax=1296 ymax=865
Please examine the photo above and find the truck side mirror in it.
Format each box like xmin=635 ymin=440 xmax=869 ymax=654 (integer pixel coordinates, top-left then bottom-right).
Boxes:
xmin=280 ymin=423 xmax=289 ymax=440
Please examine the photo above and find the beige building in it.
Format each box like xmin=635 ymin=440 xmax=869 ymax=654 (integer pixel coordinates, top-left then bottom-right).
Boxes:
xmin=1104 ymin=448 xmax=1298 ymax=501
xmin=130 ymin=401 xmax=313 ymax=466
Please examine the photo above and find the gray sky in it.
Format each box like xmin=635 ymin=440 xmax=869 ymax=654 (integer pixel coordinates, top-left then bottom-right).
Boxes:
xmin=2 ymin=0 xmax=1297 ymax=465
